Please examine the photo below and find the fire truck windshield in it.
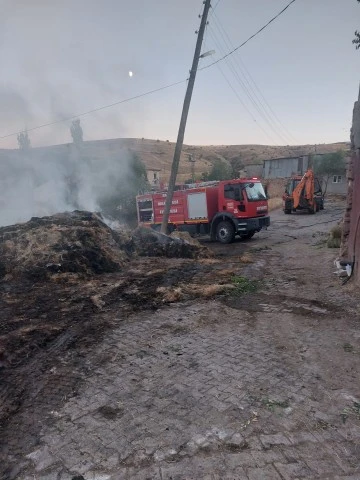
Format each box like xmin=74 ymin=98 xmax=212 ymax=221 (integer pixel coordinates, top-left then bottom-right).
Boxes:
xmin=245 ymin=182 xmax=267 ymax=201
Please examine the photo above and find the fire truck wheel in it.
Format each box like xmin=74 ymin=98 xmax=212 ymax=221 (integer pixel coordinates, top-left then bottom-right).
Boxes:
xmin=216 ymin=221 xmax=235 ymax=244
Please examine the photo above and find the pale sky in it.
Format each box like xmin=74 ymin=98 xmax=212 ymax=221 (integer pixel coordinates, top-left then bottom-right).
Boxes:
xmin=0 ymin=0 xmax=359 ymax=148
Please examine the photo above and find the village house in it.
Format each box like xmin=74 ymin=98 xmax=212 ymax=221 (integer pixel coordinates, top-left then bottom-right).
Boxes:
xmin=262 ymin=154 xmax=348 ymax=195
xmin=146 ymin=167 xmax=162 ymax=189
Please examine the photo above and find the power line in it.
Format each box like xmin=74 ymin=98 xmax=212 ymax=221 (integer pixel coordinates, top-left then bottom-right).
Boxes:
xmin=211 ymin=0 xmax=222 ymax=14
xmin=200 ymin=0 xmax=297 ymax=72
xmin=0 ymin=79 xmax=187 ymax=140
xmin=208 ymin=26 xmax=285 ymax=144
xmin=203 ymin=37 xmax=278 ymax=144
xmin=217 ymin=62 xmax=279 ymax=145
xmin=212 ymin=10 xmax=298 ymax=143
xmin=0 ymin=0 xmax=297 ymax=142
xmin=209 ymin=15 xmax=293 ymax=144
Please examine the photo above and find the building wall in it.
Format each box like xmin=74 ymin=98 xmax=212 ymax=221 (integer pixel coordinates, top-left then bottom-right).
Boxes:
xmin=244 ymin=164 xmax=263 ymax=178
xmin=325 ymin=175 xmax=347 ymax=195
xmin=264 ymin=156 xmax=309 ymax=179
xmin=146 ymin=169 xmax=161 ymax=187
xmin=341 ymin=88 xmax=360 ymax=284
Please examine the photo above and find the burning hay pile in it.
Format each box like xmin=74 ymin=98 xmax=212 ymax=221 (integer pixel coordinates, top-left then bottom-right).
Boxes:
xmin=0 ymin=211 xmax=133 ymax=280
xmin=0 ymin=211 xmax=212 ymax=281
xmin=133 ymin=227 xmax=212 ymax=259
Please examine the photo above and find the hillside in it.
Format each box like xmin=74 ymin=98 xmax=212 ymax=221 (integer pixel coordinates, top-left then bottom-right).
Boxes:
xmin=0 ymin=138 xmax=350 ymax=183
xmin=77 ymin=138 xmax=350 ymax=182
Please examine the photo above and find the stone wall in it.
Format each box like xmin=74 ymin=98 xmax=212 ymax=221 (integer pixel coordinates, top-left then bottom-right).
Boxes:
xmin=340 ymin=87 xmax=360 ymax=283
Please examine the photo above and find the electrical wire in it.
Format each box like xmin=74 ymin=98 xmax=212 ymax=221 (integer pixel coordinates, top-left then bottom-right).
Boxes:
xmin=0 ymin=0 xmax=297 ymax=142
xmin=217 ymin=63 xmax=279 ymax=145
xmin=199 ymin=0 xmax=297 ymax=72
xmin=208 ymin=26 xmax=285 ymax=144
xmin=203 ymin=36 xmax=278 ymax=144
xmin=211 ymin=0 xmax=222 ymax=15
xmin=0 ymin=79 xmax=187 ymax=140
xmin=212 ymin=10 xmax=298 ymax=144
xmin=209 ymin=16 xmax=292 ymax=144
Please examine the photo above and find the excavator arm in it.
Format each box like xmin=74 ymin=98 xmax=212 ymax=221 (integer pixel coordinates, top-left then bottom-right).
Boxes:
xmin=293 ymin=169 xmax=315 ymax=210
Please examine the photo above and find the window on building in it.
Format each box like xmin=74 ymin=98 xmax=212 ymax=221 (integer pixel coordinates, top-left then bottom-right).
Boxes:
xmin=333 ymin=175 xmax=342 ymax=183
xmin=153 ymin=172 xmax=157 ymax=180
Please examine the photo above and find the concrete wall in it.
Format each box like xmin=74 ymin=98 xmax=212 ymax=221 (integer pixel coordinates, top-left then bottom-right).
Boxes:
xmin=325 ymin=176 xmax=347 ymax=195
xmin=341 ymin=87 xmax=360 ymax=284
xmin=146 ymin=169 xmax=161 ymax=187
xmin=265 ymin=178 xmax=287 ymax=199
xmin=264 ymin=156 xmax=309 ymax=179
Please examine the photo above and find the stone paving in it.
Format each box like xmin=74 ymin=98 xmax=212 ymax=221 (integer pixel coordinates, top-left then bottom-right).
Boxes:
xmin=8 ymin=203 xmax=360 ymax=480
xmin=20 ymin=297 xmax=360 ymax=479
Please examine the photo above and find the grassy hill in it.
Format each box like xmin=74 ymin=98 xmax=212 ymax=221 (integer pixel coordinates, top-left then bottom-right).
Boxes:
xmin=0 ymin=138 xmax=350 ymax=183
xmin=77 ymin=138 xmax=349 ymax=182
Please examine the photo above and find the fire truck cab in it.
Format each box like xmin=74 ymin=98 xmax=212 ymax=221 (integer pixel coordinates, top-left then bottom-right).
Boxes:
xmin=136 ymin=178 xmax=270 ymax=244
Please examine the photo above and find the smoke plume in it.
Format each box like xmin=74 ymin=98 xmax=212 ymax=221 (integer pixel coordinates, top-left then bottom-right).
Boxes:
xmin=0 ymin=142 xmax=136 ymax=227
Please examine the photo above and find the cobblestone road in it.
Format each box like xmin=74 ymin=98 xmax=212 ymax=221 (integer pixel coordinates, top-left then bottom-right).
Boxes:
xmin=14 ymin=205 xmax=360 ymax=479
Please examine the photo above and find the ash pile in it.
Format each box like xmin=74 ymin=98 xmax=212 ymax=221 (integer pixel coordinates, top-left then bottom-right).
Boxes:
xmin=0 ymin=211 xmax=211 ymax=280
xmin=132 ymin=227 xmax=212 ymax=259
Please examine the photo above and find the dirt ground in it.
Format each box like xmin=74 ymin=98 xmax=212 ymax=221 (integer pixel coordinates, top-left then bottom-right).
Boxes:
xmin=1 ymin=198 xmax=360 ymax=480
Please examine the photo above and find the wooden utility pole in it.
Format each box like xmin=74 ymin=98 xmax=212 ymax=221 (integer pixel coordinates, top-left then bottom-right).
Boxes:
xmin=161 ymin=0 xmax=212 ymax=233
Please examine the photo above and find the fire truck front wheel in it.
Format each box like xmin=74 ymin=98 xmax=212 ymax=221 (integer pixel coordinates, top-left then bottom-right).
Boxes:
xmin=216 ymin=221 xmax=235 ymax=244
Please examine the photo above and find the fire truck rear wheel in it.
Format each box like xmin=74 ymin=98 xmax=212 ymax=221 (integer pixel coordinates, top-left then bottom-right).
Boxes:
xmin=216 ymin=221 xmax=235 ymax=244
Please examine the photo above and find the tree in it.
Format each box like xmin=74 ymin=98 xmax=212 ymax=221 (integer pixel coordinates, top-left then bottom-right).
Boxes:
xmin=314 ymin=151 xmax=346 ymax=196
xmin=229 ymin=155 xmax=244 ymax=178
xmin=207 ymin=159 xmax=232 ymax=181
xmin=17 ymin=130 xmax=31 ymax=151
xmin=353 ymin=0 xmax=360 ymax=49
xmin=70 ymin=119 xmax=83 ymax=146
xmin=200 ymin=171 xmax=209 ymax=182
xmin=98 ymin=152 xmax=149 ymax=224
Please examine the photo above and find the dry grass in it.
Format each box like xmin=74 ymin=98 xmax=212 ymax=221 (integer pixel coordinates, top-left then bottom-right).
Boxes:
xmin=156 ymin=282 xmax=235 ymax=302
xmin=0 ymin=214 xmax=130 ymax=279
xmin=183 ymin=283 xmax=235 ymax=297
xmin=239 ymin=253 xmax=254 ymax=264
xmin=268 ymin=197 xmax=283 ymax=211
xmin=217 ymin=269 xmax=236 ymax=277
xmin=198 ymin=258 xmax=221 ymax=265
xmin=327 ymin=224 xmax=343 ymax=248
xmin=156 ymin=286 xmax=184 ymax=303
xmin=145 ymin=269 xmax=165 ymax=277
xmin=330 ymin=225 xmax=342 ymax=239
xmin=198 ymin=284 xmax=234 ymax=297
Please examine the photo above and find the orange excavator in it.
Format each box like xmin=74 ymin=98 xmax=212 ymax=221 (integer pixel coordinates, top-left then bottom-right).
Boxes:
xmin=283 ymin=169 xmax=324 ymax=214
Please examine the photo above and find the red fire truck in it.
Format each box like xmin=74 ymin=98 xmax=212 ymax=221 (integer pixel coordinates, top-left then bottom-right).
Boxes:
xmin=136 ymin=178 xmax=270 ymax=244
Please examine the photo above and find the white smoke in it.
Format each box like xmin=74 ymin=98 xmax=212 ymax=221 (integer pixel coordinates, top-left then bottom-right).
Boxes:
xmin=0 ymin=142 xmax=133 ymax=227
